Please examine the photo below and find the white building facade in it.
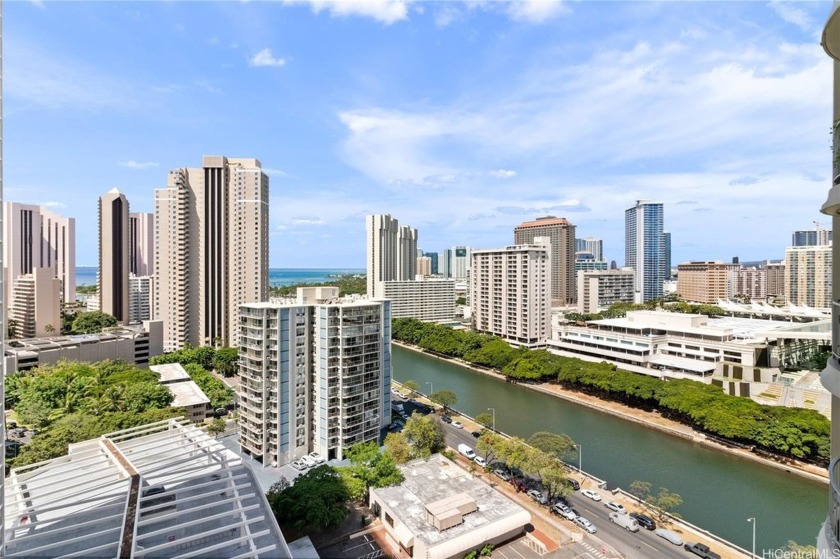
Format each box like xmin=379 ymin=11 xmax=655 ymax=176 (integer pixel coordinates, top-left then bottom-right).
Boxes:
xmin=785 ymin=244 xmax=832 ymax=309
xmin=380 ymin=279 xmax=455 ymax=322
xmin=238 ymin=289 xmax=392 ymax=465
xmin=576 ymin=268 xmax=635 ymax=314
xmin=471 ymin=241 xmax=551 ymax=346
xmin=366 ymin=214 xmax=418 ymax=298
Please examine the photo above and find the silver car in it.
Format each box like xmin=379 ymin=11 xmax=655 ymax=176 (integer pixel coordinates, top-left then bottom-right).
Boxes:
xmin=655 ymin=528 xmax=684 ymax=546
xmin=574 ymin=516 xmax=597 ymax=534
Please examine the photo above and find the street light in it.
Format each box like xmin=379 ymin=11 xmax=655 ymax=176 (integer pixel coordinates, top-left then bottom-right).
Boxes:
xmin=747 ymin=517 xmax=756 ymax=558
xmin=487 ymin=407 xmax=495 ymax=432
xmin=576 ymin=444 xmax=583 ymax=477
xmin=426 ymin=382 xmax=433 ymax=396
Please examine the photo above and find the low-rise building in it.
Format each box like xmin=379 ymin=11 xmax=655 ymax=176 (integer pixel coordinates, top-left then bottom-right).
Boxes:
xmin=2 ymin=418 xmax=291 ymax=558
xmin=151 ymin=363 xmax=211 ymax=422
xmin=369 ymin=454 xmax=531 ymax=559
xmin=380 ymin=279 xmax=455 ymax=322
xmin=4 ymin=320 xmax=163 ymax=374
xmin=576 ymin=268 xmax=635 ymax=313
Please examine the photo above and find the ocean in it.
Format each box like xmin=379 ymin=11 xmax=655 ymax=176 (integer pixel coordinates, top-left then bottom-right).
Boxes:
xmin=74 ymin=267 xmax=365 ymax=287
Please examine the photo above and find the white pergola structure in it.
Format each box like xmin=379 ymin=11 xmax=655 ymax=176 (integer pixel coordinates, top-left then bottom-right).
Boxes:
xmin=2 ymin=418 xmax=291 ymax=558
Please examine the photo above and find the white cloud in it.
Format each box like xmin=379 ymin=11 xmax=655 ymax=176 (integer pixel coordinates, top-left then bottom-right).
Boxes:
xmin=292 ymin=216 xmax=327 ymax=226
xmin=284 ymin=0 xmax=410 ymax=25
xmin=488 ymin=169 xmax=517 ymax=179
xmin=263 ymin=167 xmax=292 ymax=178
xmin=768 ymin=1 xmax=814 ymax=32
xmin=27 ymin=0 xmax=45 ymax=9
xmin=119 ymin=160 xmax=159 ymax=170
xmin=249 ymin=48 xmax=286 ymax=68
xmin=505 ymin=0 xmax=570 ymax=23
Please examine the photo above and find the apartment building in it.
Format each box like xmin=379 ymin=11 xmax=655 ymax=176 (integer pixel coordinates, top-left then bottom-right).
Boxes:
xmin=792 ymin=228 xmax=831 ymax=247
xmin=575 ymin=237 xmax=603 ymax=261
xmin=129 ymin=212 xmax=154 ymax=276
xmin=625 ymin=201 xmax=666 ymax=302
xmin=380 ymin=279 xmax=455 ymax=322
xmin=514 ymin=217 xmax=575 ymax=306
xmin=238 ymin=288 xmax=391 ymax=466
xmin=417 ymin=256 xmax=432 ymax=277
xmin=155 ymin=156 xmax=269 ymax=350
xmin=676 ymin=261 xmax=739 ymax=304
xmin=366 ymin=214 xmax=417 ymax=298
xmin=733 ymin=266 xmax=766 ymax=301
xmin=129 ymin=275 xmax=154 ymax=324
xmin=8 ymin=267 xmax=61 ymax=339
xmin=785 ymin=245 xmax=832 ymax=309
xmin=471 ymin=241 xmax=551 ymax=346
xmin=3 ymin=201 xmax=75 ymax=305
xmin=99 ymin=188 xmax=130 ymax=324
xmin=576 ymin=268 xmax=635 ymax=314
xmin=765 ymin=261 xmax=786 ymax=301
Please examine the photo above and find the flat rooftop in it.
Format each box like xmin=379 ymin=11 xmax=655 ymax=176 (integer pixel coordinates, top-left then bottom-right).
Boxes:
xmin=150 ymin=362 xmax=192 ymax=383
xmin=167 ymin=380 xmax=211 ymax=408
xmin=371 ymin=455 xmax=530 ymax=549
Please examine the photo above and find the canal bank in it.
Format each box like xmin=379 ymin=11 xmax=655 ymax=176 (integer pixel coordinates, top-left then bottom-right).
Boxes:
xmin=393 ymin=341 xmax=827 ymax=485
xmin=391 ymin=343 xmax=826 ymax=552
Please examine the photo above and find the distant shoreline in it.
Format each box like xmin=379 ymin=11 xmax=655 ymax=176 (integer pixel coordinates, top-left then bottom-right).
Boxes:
xmin=74 ymin=267 xmax=365 ymax=287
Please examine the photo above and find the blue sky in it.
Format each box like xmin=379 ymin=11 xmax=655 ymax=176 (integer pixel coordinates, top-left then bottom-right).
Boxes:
xmin=4 ymin=0 xmax=833 ymax=268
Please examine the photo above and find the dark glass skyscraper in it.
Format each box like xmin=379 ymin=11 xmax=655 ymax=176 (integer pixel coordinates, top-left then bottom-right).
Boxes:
xmin=625 ymin=201 xmax=665 ymax=302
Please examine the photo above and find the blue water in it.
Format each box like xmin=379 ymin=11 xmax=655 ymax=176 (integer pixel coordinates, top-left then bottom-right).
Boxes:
xmin=74 ymin=267 xmax=364 ymax=287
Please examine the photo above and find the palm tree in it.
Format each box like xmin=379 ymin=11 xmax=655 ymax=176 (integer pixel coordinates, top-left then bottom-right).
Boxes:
xmin=100 ymin=385 xmax=126 ymax=413
xmin=44 ymin=324 xmax=56 ymax=335
xmin=7 ymin=319 xmax=18 ymax=339
xmin=49 ymin=392 xmax=81 ymax=422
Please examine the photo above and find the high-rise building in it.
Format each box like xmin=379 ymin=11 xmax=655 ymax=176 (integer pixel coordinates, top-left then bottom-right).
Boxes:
xmin=663 ymin=231 xmax=672 ymax=279
xmin=441 ymin=248 xmax=452 ymax=278
xmin=625 ymin=200 xmax=666 ymax=303
xmin=471 ymin=240 xmax=551 ymax=346
xmin=426 ymin=251 xmax=439 ymax=275
xmin=765 ymin=261 xmax=786 ymax=301
xmin=733 ymin=266 xmax=766 ymax=301
xmin=381 ymin=279 xmax=455 ymax=322
xmin=365 ymin=214 xmax=417 ymax=297
xmin=129 ymin=275 xmax=155 ymax=323
xmin=417 ymin=256 xmax=432 ymax=277
xmin=514 ymin=216 xmax=575 ymax=306
xmin=129 ymin=212 xmax=154 ymax=276
xmin=574 ymin=252 xmax=608 ymax=272
xmin=8 ymin=267 xmax=61 ymax=339
xmin=676 ymin=261 xmax=739 ymax=304
xmin=577 ymin=268 xmax=635 ymax=314
xmin=2 ymin=202 xmax=75 ymax=306
xmin=575 ymin=237 xmax=603 ymax=261
xmin=449 ymin=245 xmax=471 ymax=280
xmin=785 ymin=245 xmax=832 ymax=309
xmin=154 ymin=156 xmax=269 ymax=351
xmin=238 ymin=288 xmax=391 ymax=465
xmin=99 ymin=188 xmax=130 ymax=325
xmin=792 ymin=228 xmax=832 ymax=247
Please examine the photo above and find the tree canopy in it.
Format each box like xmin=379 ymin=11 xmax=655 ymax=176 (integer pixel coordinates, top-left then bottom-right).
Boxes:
xmin=430 ymin=390 xmax=457 ymax=412
xmin=267 ymin=466 xmax=350 ymax=530
xmin=71 ymin=311 xmax=118 ymax=334
xmin=151 ymin=347 xmax=236 ymax=409
xmin=402 ymin=413 xmax=446 ymax=459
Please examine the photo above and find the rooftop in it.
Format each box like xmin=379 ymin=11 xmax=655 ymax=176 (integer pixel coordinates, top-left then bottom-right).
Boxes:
xmin=514 ymin=216 xmax=571 ymax=229
xmin=370 ymin=455 xmax=530 ymax=549
xmin=3 ymin=418 xmax=290 ymax=558
xmin=150 ymin=362 xmax=192 ymax=384
xmin=166 ymin=380 xmax=211 ymax=408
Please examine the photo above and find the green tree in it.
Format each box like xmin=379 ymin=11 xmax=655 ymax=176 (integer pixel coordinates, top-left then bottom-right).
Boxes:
xmin=266 ymin=466 xmax=350 ymax=530
xmin=7 ymin=319 xmax=18 ymax=339
xmin=476 ymin=431 xmax=503 ymax=465
xmin=207 ymin=417 xmax=226 ymax=436
xmin=403 ymin=413 xmax=446 ymax=459
xmin=629 ymin=480 xmax=682 ymax=523
xmin=402 ymin=379 xmax=420 ymax=397
xmin=346 ymin=442 xmax=404 ymax=491
xmin=527 ymin=432 xmax=576 ymax=462
xmin=539 ymin=462 xmax=571 ymax=502
xmin=475 ymin=412 xmax=493 ymax=430
xmin=456 ymin=296 xmax=467 ymax=306
xmin=629 ymin=480 xmax=652 ymax=502
xmin=71 ymin=311 xmax=118 ymax=334
xmin=430 ymin=390 xmax=457 ymax=413
xmin=44 ymin=323 xmax=56 ymax=334
xmin=213 ymin=347 xmax=239 ymax=377
xmin=384 ymin=432 xmax=413 ymax=464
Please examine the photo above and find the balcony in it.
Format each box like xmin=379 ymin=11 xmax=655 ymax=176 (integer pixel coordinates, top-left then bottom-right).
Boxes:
xmin=822 ymin=456 xmax=840 ymax=554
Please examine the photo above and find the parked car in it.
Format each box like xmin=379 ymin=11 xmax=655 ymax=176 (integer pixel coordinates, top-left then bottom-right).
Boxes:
xmin=684 ymin=542 xmax=721 ymax=559
xmin=609 ymin=511 xmax=639 ymax=532
xmin=452 ymin=421 xmax=464 ymax=429
xmin=471 ymin=430 xmax=482 ymax=438
xmin=493 ymin=469 xmax=510 ymax=482
xmin=526 ymin=489 xmax=548 ymax=505
xmin=474 ymin=456 xmax=487 ymax=467
xmin=655 ymin=528 xmax=684 ymax=546
xmin=458 ymin=444 xmax=476 ymax=460
xmin=604 ymin=501 xmax=626 ymax=514
xmin=564 ymin=478 xmax=580 ymax=490
xmin=441 ymin=415 xmax=452 ymax=424
xmin=574 ymin=516 xmax=597 ymax=534
xmin=214 ymin=407 xmax=228 ymax=417
xmin=629 ymin=512 xmax=656 ymax=531
xmin=290 ymin=460 xmax=307 ymax=471
xmin=299 ymin=455 xmax=317 ymax=468
xmin=308 ymin=451 xmax=326 ymax=464
xmin=581 ymin=489 xmax=602 ymax=502
xmin=551 ymin=502 xmax=578 ymax=521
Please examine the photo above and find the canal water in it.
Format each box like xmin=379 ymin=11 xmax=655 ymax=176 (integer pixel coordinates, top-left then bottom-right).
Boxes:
xmin=392 ymin=345 xmax=826 ymax=552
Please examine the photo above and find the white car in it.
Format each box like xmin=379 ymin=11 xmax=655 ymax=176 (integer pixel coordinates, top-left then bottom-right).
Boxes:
xmin=299 ymin=455 xmax=317 ymax=468
xmin=308 ymin=451 xmax=326 ymax=464
xmin=474 ymin=456 xmax=487 ymax=467
xmin=551 ymin=502 xmax=578 ymax=521
xmin=581 ymin=489 xmax=602 ymax=502
xmin=655 ymin=528 xmax=684 ymax=546
xmin=574 ymin=516 xmax=597 ymax=534
xmin=604 ymin=501 xmax=626 ymax=514
xmin=290 ymin=460 xmax=307 ymax=471
xmin=452 ymin=421 xmax=464 ymax=429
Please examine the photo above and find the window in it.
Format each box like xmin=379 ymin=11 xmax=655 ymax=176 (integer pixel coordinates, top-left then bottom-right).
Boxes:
xmin=384 ymin=512 xmax=394 ymax=527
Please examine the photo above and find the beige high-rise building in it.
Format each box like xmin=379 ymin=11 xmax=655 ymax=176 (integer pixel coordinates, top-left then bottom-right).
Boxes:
xmin=577 ymin=268 xmax=635 ymax=314
xmin=129 ymin=212 xmax=154 ymax=277
xmin=765 ymin=261 xmax=786 ymax=301
xmin=9 ymin=267 xmax=61 ymax=339
xmin=155 ymin=156 xmax=269 ymax=351
xmin=366 ymin=214 xmax=417 ymax=298
xmin=2 ymin=202 xmax=75 ymax=306
xmin=785 ymin=245 xmax=832 ymax=309
xmin=676 ymin=261 xmax=739 ymax=304
xmin=734 ymin=266 xmax=766 ymax=301
xmin=514 ymin=216 xmax=575 ymax=306
xmin=99 ymin=188 xmax=130 ymax=325
xmin=416 ymin=256 xmax=432 ymax=277
xmin=471 ymin=239 xmax=551 ymax=346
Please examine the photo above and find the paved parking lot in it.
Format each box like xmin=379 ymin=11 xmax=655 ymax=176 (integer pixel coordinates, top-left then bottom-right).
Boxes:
xmin=317 ymin=532 xmax=384 ymax=559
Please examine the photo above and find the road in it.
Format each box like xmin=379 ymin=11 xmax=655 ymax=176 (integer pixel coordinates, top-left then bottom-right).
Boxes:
xmin=392 ymin=394 xmax=698 ymax=559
